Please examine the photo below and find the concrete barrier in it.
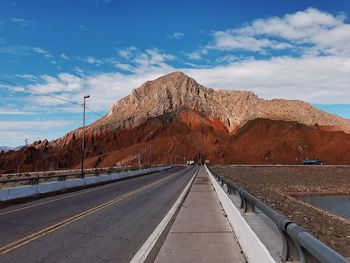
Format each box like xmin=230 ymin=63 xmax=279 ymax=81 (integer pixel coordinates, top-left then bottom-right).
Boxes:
xmin=0 ymin=166 xmax=171 ymax=202
xmin=205 ymin=165 xmax=277 ymax=263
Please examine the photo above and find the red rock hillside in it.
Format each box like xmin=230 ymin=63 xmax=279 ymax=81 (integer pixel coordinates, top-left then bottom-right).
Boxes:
xmin=1 ymin=110 xmax=350 ymax=173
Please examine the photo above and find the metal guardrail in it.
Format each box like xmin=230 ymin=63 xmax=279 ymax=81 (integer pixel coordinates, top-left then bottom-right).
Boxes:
xmin=0 ymin=173 xmax=82 ymax=185
xmin=0 ymin=165 xmax=165 ymax=186
xmin=207 ymin=166 xmax=349 ymax=263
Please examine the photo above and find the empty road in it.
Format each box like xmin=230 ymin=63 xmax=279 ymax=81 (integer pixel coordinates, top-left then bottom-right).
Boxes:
xmin=0 ymin=166 xmax=196 ymax=263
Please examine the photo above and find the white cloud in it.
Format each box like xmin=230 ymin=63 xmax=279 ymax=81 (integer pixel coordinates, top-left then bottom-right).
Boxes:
xmin=83 ymin=56 xmax=103 ymax=65
xmin=0 ymin=109 xmax=37 ymax=115
xmin=134 ymin=48 xmax=175 ymax=67
xmin=211 ymin=32 xmax=292 ymax=52
xmin=0 ymin=120 xmax=76 ymax=146
xmin=33 ymin=47 xmax=53 ymax=59
xmin=185 ymin=55 xmax=350 ymax=104
xmin=29 ymin=73 xmax=83 ymax=94
xmin=10 ymin=17 xmax=35 ymax=26
xmin=0 ymin=46 xmax=30 ymax=55
xmin=118 ymin=47 xmax=175 ymax=67
xmin=60 ymin=53 xmax=69 ymax=60
xmin=118 ymin=46 xmax=138 ymax=59
xmin=15 ymin=74 xmax=38 ymax=82
xmin=187 ymin=49 xmax=208 ymax=60
xmin=216 ymin=55 xmax=238 ymax=63
xmin=113 ymin=62 xmax=135 ymax=72
xmin=75 ymin=66 xmax=84 ymax=74
xmin=210 ymin=8 xmax=350 ymax=56
xmin=168 ymin=32 xmax=185 ymax=39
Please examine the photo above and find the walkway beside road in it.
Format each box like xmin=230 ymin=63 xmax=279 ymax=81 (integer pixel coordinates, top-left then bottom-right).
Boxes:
xmin=155 ymin=166 xmax=246 ymax=263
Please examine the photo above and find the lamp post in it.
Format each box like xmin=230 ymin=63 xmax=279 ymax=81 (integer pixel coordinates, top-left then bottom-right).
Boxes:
xmin=81 ymin=95 xmax=90 ymax=178
xmin=149 ymin=131 xmax=153 ymax=167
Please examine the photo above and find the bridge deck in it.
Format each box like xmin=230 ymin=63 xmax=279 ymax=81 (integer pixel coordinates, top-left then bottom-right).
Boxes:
xmin=155 ymin=166 xmax=246 ymax=263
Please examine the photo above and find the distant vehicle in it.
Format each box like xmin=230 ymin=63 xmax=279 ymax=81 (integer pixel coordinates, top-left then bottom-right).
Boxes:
xmin=186 ymin=160 xmax=195 ymax=165
xmin=302 ymin=159 xmax=323 ymax=165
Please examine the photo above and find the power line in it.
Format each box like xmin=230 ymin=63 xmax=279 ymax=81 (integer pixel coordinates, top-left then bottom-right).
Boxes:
xmin=0 ymin=78 xmax=81 ymax=106
xmin=86 ymin=106 xmax=104 ymax=117
xmin=0 ymin=78 xmax=104 ymax=117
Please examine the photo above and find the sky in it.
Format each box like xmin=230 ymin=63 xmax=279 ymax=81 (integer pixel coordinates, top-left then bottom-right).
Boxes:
xmin=1 ymin=0 xmax=350 ymax=147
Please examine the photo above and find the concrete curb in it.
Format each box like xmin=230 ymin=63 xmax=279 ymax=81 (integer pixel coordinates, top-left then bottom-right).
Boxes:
xmin=130 ymin=166 xmax=198 ymax=263
xmin=0 ymin=166 xmax=172 ymax=202
xmin=205 ymin=165 xmax=277 ymax=263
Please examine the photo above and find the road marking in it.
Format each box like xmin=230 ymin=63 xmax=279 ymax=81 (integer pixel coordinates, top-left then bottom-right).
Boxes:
xmin=0 ymin=169 xmax=170 ymax=217
xmin=0 ymin=174 xmax=172 ymax=255
xmin=130 ymin=166 xmax=198 ymax=263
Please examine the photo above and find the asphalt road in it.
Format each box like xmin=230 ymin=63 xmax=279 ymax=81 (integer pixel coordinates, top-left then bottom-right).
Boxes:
xmin=0 ymin=166 xmax=196 ymax=263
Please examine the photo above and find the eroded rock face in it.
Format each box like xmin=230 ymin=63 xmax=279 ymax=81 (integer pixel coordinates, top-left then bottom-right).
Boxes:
xmin=92 ymin=71 xmax=350 ymax=133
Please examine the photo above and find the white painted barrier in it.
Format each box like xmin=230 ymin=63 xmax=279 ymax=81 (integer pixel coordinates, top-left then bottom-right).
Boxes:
xmin=205 ymin=165 xmax=277 ymax=263
xmin=0 ymin=166 xmax=172 ymax=202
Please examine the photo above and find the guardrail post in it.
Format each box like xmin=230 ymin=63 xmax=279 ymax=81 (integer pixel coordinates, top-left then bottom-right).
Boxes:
xmin=29 ymin=177 xmax=39 ymax=185
xmin=285 ymin=224 xmax=307 ymax=263
xmin=58 ymin=176 xmax=66 ymax=181
xmin=242 ymin=197 xmax=255 ymax=213
xmin=281 ymin=229 xmax=303 ymax=262
xmin=237 ymin=191 xmax=245 ymax=209
xmin=227 ymin=185 xmax=233 ymax=194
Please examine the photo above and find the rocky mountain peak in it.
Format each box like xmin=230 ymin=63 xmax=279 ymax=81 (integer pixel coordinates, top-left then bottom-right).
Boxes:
xmin=91 ymin=71 xmax=350 ymax=133
xmin=129 ymin=71 xmax=209 ymax=102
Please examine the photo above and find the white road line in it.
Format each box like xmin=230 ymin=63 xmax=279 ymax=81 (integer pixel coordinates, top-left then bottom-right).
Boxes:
xmin=130 ymin=167 xmax=198 ymax=263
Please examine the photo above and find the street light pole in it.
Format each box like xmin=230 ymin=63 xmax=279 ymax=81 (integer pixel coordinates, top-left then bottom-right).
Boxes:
xmin=149 ymin=131 xmax=153 ymax=167
xmin=81 ymin=95 xmax=90 ymax=178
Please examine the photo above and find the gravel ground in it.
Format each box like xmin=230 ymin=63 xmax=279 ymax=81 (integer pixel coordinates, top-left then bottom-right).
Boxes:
xmin=211 ymin=165 xmax=350 ymax=258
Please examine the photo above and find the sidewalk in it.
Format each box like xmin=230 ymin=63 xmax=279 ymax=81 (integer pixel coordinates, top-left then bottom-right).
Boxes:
xmin=155 ymin=166 xmax=246 ymax=263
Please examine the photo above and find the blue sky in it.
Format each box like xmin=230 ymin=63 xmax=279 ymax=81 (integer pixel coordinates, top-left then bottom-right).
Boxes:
xmin=1 ymin=0 xmax=350 ymax=146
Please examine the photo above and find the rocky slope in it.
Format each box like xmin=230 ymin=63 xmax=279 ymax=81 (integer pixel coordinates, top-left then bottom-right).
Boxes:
xmin=2 ymin=110 xmax=350 ymax=173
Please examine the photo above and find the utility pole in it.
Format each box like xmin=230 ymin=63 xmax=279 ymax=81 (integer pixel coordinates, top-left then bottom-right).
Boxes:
xmin=149 ymin=131 xmax=153 ymax=167
xmin=81 ymin=95 xmax=90 ymax=178
xmin=25 ymin=139 xmax=28 ymax=147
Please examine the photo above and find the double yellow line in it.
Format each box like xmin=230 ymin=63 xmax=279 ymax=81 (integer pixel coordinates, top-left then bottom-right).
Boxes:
xmin=0 ymin=175 xmax=170 ymax=255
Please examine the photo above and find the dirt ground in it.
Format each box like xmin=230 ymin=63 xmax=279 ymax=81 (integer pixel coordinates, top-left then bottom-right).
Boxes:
xmin=211 ymin=165 xmax=350 ymax=257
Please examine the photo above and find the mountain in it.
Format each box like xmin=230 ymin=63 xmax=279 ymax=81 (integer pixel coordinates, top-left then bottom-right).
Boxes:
xmin=92 ymin=71 xmax=350 ymax=134
xmin=1 ymin=72 xmax=350 ymax=173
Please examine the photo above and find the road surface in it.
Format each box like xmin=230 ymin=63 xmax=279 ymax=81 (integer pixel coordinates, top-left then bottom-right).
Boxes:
xmin=0 ymin=166 xmax=195 ymax=263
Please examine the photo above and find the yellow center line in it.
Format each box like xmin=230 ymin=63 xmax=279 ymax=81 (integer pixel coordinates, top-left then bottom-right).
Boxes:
xmin=0 ymin=174 xmax=171 ymax=255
